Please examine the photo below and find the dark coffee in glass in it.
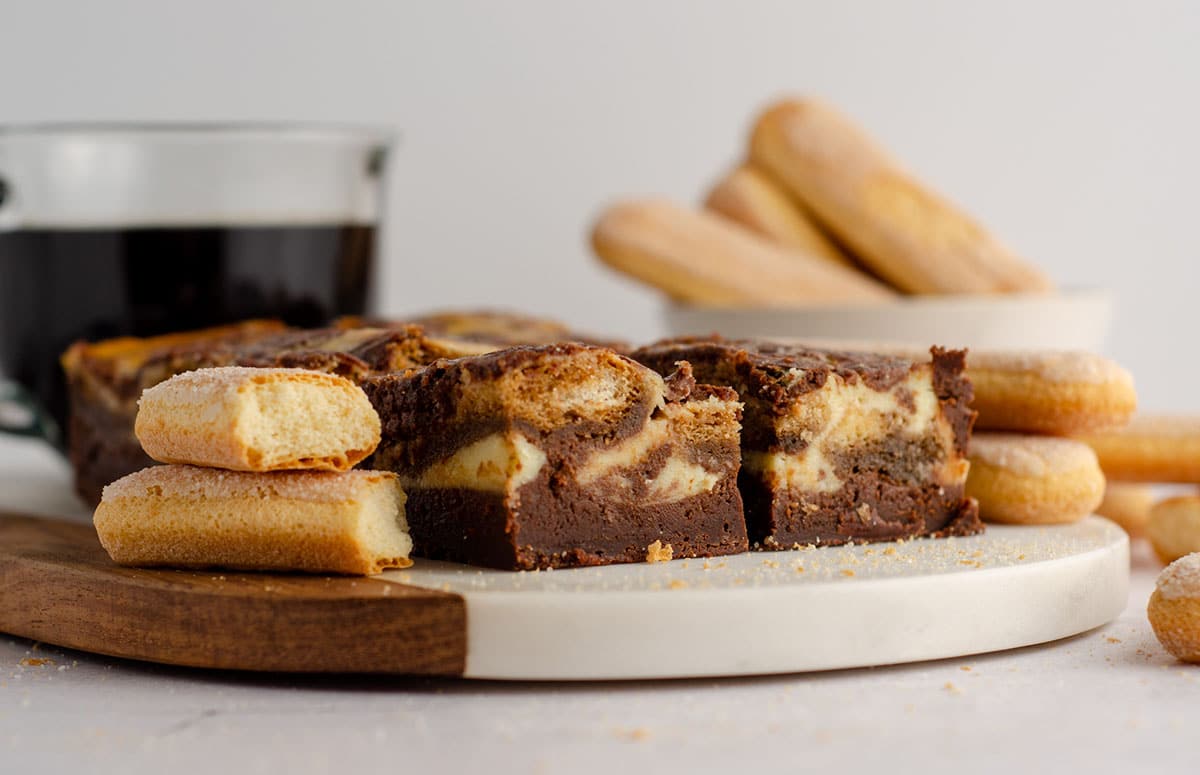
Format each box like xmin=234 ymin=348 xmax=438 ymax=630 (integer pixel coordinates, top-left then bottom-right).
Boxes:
xmin=0 ymin=125 xmax=391 ymax=444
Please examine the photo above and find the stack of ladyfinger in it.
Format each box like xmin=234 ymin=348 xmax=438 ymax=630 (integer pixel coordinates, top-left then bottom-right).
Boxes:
xmin=93 ymin=367 xmax=411 ymax=575
xmin=959 ymin=381 xmax=1200 ymax=666
xmin=592 ymin=96 xmax=1053 ymax=303
xmin=1092 ymin=420 xmax=1200 ymax=665
xmin=1080 ymin=417 xmax=1200 ymax=565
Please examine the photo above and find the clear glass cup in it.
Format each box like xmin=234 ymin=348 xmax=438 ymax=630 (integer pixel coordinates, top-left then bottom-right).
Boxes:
xmin=0 ymin=123 xmax=393 ymax=445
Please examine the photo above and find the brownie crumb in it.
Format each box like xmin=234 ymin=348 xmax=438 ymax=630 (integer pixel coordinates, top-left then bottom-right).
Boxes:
xmin=662 ymin=361 xmax=697 ymax=402
xmin=646 ymin=540 xmax=674 ymax=563
xmin=19 ymin=658 xmax=53 ymax=667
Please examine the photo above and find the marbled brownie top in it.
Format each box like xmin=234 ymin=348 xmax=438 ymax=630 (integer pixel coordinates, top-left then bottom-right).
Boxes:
xmin=632 ymin=336 xmax=974 ymax=453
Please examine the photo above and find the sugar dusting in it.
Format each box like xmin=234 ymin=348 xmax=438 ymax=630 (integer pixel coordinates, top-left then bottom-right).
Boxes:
xmin=139 ymin=366 xmax=352 ymax=404
xmin=101 ymin=465 xmax=396 ymax=503
xmin=970 ymin=433 xmax=1099 ymax=477
xmin=1156 ymin=553 xmax=1200 ymax=601
xmin=968 ymin=350 xmax=1132 ymax=385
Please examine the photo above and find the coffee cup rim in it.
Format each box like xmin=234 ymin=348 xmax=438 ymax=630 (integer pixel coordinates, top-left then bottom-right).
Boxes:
xmin=0 ymin=121 xmax=397 ymax=145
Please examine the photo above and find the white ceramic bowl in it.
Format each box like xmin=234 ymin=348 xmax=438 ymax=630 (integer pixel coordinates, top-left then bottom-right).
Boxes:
xmin=662 ymin=289 xmax=1112 ymax=351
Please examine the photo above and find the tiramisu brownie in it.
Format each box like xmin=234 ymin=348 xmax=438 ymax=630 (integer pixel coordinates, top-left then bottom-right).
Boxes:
xmin=362 ymin=344 xmax=747 ymax=569
xmin=632 ymin=337 xmax=980 ymax=547
xmin=62 ymin=324 xmax=495 ymax=504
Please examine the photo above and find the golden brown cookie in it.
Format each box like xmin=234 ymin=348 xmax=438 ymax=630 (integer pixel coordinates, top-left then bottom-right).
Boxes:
xmin=749 ymin=97 xmax=1054 ymax=295
xmin=1080 ymin=415 xmax=1200 ymax=483
xmin=1147 ymin=552 xmax=1200 ymax=663
xmin=965 ymin=433 xmax=1105 ymax=524
xmin=1147 ymin=496 xmax=1200 ymax=564
xmin=93 ymin=465 xmax=411 ymax=575
xmin=1095 ymin=482 xmax=1155 ymax=536
xmin=136 ymin=366 xmax=381 ymax=472
xmin=968 ymin=350 xmax=1137 ymax=435
xmin=591 ymin=199 xmax=895 ymax=305
xmin=703 ymin=163 xmax=856 ymax=268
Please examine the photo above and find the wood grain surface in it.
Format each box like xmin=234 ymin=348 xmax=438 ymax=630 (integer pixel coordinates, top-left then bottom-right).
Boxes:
xmin=0 ymin=513 xmax=466 ymax=674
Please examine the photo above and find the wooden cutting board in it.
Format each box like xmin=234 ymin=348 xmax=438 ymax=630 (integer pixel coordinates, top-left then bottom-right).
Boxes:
xmin=0 ymin=513 xmax=466 ymax=674
xmin=0 ymin=512 xmax=1130 ymax=680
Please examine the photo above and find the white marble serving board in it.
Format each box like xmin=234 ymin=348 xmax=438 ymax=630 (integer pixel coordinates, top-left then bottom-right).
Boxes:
xmin=381 ymin=517 xmax=1129 ymax=680
xmin=0 ymin=437 xmax=1131 ymax=682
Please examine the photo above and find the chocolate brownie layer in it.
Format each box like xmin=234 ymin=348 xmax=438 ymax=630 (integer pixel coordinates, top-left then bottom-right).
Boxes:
xmin=363 ymin=345 xmax=748 ymax=569
xmin=739 ymin=468 xmax=980 ymax=547
xmin=405 ymin=471 xmax=745 ymax=570
xmin=633 ymin=337 xmax=980 ymax=547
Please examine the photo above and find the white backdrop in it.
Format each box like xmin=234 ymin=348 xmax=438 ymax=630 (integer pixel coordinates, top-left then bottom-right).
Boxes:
xmin=3 ymin=0 xmax=1198 ymax=409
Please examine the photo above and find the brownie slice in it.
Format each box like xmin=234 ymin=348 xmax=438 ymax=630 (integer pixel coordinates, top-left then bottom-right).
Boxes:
xmin=61 ymin=324 xmax=496 ymax=505
xmin=362 ymin=344 xmax=748 ymax=570
xmin=632 ymin=337 xmax=980 ymax=547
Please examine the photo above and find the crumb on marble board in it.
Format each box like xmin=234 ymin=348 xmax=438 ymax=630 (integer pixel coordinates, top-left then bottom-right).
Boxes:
xmin=645 ymin=540 xmax=673 ymax=563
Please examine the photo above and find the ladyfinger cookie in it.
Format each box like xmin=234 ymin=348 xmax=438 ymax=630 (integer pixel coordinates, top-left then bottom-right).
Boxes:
xmin=703 ymin=164 xmax=856 ymax=268
xmin=749 ymin=98 xmax=1053 ymax=294
xmin=1148 ymin=553 xmax=1200 ymax=663
xmin=968 ymin=350 xmax=1136 ymax=435
xmin=966 ymin=433 xmax=1105 ymax=525
xmin=1147 ymin=496 xmax=1200 ymax=565
xmin=93 ymin=466 xmax=411 ymax=575
xmin=1079 ymin=415 xmax=1200 ymax=483
xmin=591 ymin=199 xmax=895 ymax=305
xmin=1096 ymin=482 xmax=1155 ymax=536
xmin=136 ymin=367 xmax=381 ymax=472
